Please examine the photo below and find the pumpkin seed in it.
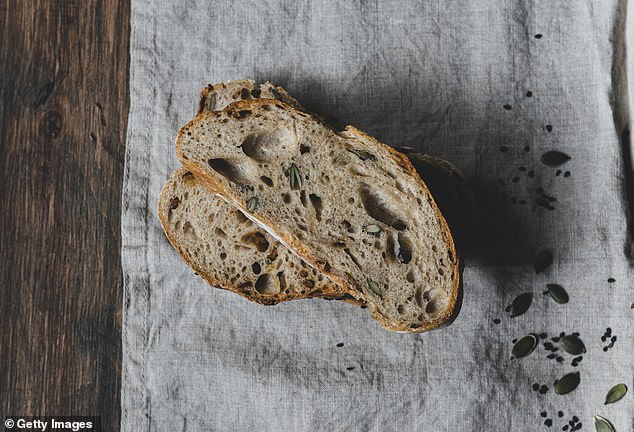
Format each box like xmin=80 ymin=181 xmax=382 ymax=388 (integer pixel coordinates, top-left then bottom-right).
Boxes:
xmin=207 ymin=93 xmax=217 ymax=111
xmin=347 ymin=148 xmax=377 ymax=161
xmin=554 ymin=372 xmax=580 ymax=395
xmin=367 ymin=279 xmax=382 ymax=296
xmin=365 ymin=224 xmax=382 ymax=235
xmin=540 ymin=150 xmax=571 ymax=167
xmin=247 ymin=197 xmax=258 ymax=212
xmin=560 ymin=335 xmax=586 ymax=355
xmin=270 ymin=86 xmax=283 ymax=100
xmin=285 ymin=164 xmax=302 ymax=190
xmin=593 ymin=415 xmax=615 ymax=432
xmin=534 ymin=250 xmax=553 ymax=273
xmin=544 ymin=284 xmax=569 ymax=304
xmin=509 ymin=292 xmax=533 ymax=318
xmin=605 ymin=383 xmax=628 ymax=405
xmin=510 ymin=334 xmax=538 ymax=359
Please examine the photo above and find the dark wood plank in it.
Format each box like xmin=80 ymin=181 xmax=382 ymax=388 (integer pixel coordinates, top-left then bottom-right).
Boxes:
xmin=0 ymin=1 xmax=130 ymax=429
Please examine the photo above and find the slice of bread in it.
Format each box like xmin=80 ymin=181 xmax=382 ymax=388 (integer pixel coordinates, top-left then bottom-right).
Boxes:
xmin=176 ymin=99 xmax=461 ymax=332
xmin=159 ymin=167 xmax=359 ymax=305
xmin=198 ymin=80 xmax=303 ymax=115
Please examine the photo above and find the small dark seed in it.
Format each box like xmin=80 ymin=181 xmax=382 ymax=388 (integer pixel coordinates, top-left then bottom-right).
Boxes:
xmin=563 ymin=425 xmax=568 ymax=431
xmin=533 ymin=383 xmax=540 ymax=391
xmin=564 ymin=171 xmax=571 ymax=177
xmin=336 ymin=342 xmax=344 ymax=347
xmin=601 ymin=336 xmax=606 ymax=342
xmin=572 ymin=416 xmax=578 ymax=422
xmin=606 ymin=327 xmax=612 ymax=333
xmin=551 ymin=337 xmax=560 ymax=342
xmin=346 ymin=366 xmax=355 ymax=371
xmin=541 ymin=411 xmax=548 ymax=417
xmin=547 ymin=354 xmax=557 ymax=359
xmin=572 ymin=332 xmax=579 ymax=337
xmin=556 ymin=356 xmax=564 ymax=362
xmin=503 ymin=104 xmax=512 ymax=110
xmin=611 ymin=335 xmax=617 ymax=342
xmin=535 ymin=34 xmax=543 ymax=38
xmin=539 ymin=333 xmax=548 ymax=339
xmin=556 ymin=170 xmax=562 ymax=176
xmin=545 ymin=419 xmax=552 ymax=427
xmin=493 ymin=318 xmax=501 ymax=324
xmin=558 ymin=411 xmax=564 ymax=417
xmin=569 ymin=421 xmax=575 ymax=426
xmin=603 ymin=346 xmax=608 ymax=352
xmin=539 ymin=386 xmax=549 ymax=394
xmin=546 ymin=125 xmax=553 ymax=132
xmin=607 ymin=277 xmax=615 ymax=283
xmin=526 ymin=91 xmax=533 ymax=97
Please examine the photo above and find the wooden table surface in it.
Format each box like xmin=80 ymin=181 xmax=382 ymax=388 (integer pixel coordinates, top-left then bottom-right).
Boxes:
xmin=0 ymin=1 xmax=130 ymax=429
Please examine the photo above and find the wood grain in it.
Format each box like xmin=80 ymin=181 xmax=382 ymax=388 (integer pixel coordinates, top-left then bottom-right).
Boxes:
xmin=0 ymin=1 xmax=130 ymax=429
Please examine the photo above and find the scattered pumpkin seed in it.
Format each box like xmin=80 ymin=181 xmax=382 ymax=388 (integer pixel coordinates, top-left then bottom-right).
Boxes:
xmin=365 ymin=224 xmax=382 ymax=235
xmin=247 ymin=197 xmax=258 ymax=212
xmin=285 ymin=164 xmax=302 ymax=190
xmin=367 ymin=279 xmax=382 ymax=296
xmin=510 ymin=334 xmax=538 ymax=359
xmin=509 ymin=292 xmax=533 ymax=318
xmin=544 ymin=284 xmax=569 ymax=304
xmin=605 ymin=383 xmax=628 ymax=405
xmin=593 ymin=415 xmax=615 ymax=432
xmin=534 ymin=250 xmax=553 ymax=273
xmin=541 ymin=150 xmax=571 ymax=167
xmin=554 ymin=372 xmax=580 ymax=395
xmin=207 ymin=93 xmax=217 ymax=111
xmin=347 ymin=148 xmax=377 ymax=161
xmin=560 ymin=335 xmax=586 ymax=355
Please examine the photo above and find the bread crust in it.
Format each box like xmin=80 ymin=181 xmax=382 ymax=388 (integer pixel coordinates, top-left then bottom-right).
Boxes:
xmin=176 ymin=99 xmax=461 ymax=333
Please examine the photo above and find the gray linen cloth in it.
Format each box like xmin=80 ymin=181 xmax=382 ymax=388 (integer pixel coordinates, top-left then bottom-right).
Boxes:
xmin=122 ymin=1 xmax=634 ymax=430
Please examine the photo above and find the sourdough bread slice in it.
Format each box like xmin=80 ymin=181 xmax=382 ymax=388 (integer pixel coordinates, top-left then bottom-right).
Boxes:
xmin=176 ymin=99 xmax=460 ymax=332
xmin=159 ymin=167 xmax=357 ymax=305
xmin=198 ymin=80 xmax=303 ymax=115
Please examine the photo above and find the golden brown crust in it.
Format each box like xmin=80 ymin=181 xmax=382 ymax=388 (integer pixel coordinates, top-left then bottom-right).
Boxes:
xmin=176 ymin=99 xmax=462 ymax=333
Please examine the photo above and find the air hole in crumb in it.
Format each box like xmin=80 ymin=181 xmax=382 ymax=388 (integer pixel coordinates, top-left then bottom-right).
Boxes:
xmin=277 ymin=271 xmax=286 ymax=291
xmin=214 ymin=227 xmax=227 ymax=237
xmin=348 ymin=197 xmax=354 ymax=204
xmin=298 ymin=224 xmax=308 ymax=232
xmin=343 ymin=248 xmax=362 ymax=269
xmin=359 ymin=184 xmax=406 ymax=228
xmin=207 ymin=158 xmax=247 ymax=184
xmin=438 ymin=268 xmax=445 ymax=276
xmin=282 ymin=193 xmax=292 ymax=204
xmin=309 ymin=194 xmax=323 ymax=221
xmin=432 ymin=245 xmax=438 ymax=253
xmin=260 ymin=176 xmax=274 ymax=187
xmin=398 ymin=305 xmax=406 ymax=315
xmin=252 ymin=262 xmax=261 ymax=275
xmin=397 ymin=233 xmax=413 ymax=264
xmin=255 ymin=274 xmax=277 ymax=294
xmin=300 ymin=190 xmax=308 ymax=207
xmin=300 ymin=144 xmax=311 ymax=154
xmin=241 ymin=231 xmax=270 ymax=252
xmin=219 ymin=252 xmax=227 ymax=260
xmin=426 ymin=299 xmax=438 ymax=314
xmin=406 ymin=270 xmax=416 ymax=283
